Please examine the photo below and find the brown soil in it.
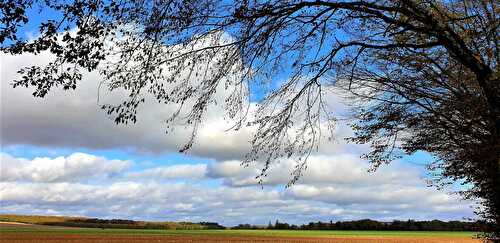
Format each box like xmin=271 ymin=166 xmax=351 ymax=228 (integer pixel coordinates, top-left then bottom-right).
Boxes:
xmin=0 ymin=233 xmax=481 ymax=243
xmin=0 ymin=222 xmax=45 ymax=228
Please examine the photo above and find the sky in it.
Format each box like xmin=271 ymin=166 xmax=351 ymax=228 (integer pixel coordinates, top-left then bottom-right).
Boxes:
xmin=0 ymin=17 xmax=476 ymax=226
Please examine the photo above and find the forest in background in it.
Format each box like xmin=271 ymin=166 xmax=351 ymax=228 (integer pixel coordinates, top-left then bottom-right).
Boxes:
xmin=0 ymin=215 xmax=483 ymax=231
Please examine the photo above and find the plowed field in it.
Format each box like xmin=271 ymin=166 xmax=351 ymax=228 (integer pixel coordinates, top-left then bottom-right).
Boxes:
xmin=0 ymin=223 xmax=480 ymax=243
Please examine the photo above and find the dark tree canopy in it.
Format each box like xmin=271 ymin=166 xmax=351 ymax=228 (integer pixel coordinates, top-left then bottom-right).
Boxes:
xmin=1 ymin=0 xmax=499 ymax=240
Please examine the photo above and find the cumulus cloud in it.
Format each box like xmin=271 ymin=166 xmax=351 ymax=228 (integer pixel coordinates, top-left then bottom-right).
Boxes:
xmin=207 ymin=155 xmax=421 ymax=187
xmin=0 ymin=151 xmax=474 ymax=225
xmin=0 ymin=153 xmax=130 ymax=182
xmin=0 ymin=179 xmax=473 ymax=225
xmin=1 ymin=48 xmax=354 ymax=161
xmin=127 ymin=164 xmax=207 ymax=180
xmin=286 ymin=184 xmax=454 ymax=206
xmin=0 ymin=51 xmax=255 ymax=160
xmin=0 ymin=39 xmax=475 ymax=225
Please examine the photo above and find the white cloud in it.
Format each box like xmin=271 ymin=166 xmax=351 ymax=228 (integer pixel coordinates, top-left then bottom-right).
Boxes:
xmin=0 ymin=153 xmax=130 ymax=182
xmin=0 ymin=179 xmax=473 ymax=225
xmin=127 ymin=164 xmax=207 ymax=180
xmin=1 ymin=46 xmax=355 ymax=161
xmin=0 ymin=50 xmax=255 ymax=160
xmin=207 ymin=155 xmax=421 ymax=187
xmin=0 ymin=38 xmax=475 ymax=225
xmin=0 ymin=151 xmax=474 ymax=225
xmin=285 ymin=184 xmax=454 ymax=206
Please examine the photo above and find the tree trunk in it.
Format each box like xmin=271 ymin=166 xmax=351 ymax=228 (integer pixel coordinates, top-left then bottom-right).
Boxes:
xmin=481 ymin=74 xmax=500 ymax=242
xmin=483 ymin=130 xmax=500 ymax=242
xmin=487 ymin=157 xmax=500 ymax=242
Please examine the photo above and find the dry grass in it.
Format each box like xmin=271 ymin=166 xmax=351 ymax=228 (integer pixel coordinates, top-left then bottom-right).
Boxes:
xmin=0 ymin=214 xmax=205 ymax=230
xmin=0 ymin=214 xmax=85 ymax=224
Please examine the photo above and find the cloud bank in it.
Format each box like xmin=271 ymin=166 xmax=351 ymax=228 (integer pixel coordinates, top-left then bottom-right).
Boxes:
xmin=0 ymin=152 xmax=474 ymax=225
xmin=0 ymin=40 xmax=474 ymax=225
xmin=1 ymin=153 xmax=130 ymax=182
xmin=1 ymin=51 xmax=254 ymax=160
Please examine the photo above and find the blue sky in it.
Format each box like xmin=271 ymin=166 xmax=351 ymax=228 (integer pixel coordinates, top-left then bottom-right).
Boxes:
xmin=0 ymin=10 xmax=475 ymax=226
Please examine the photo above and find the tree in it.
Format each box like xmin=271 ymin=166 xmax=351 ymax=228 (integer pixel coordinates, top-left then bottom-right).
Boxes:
xmin=1 ymin=0 xmax=498 ymax=240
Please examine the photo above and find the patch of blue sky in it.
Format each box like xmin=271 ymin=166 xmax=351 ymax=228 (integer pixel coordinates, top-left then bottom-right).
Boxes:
xmin=1 ymin=144 xmax=70 ymax=159
xmin=402 ymin=151 xmax=435 ymax=168
xmin=4 ymin=2 xmax=443 ymax=188
xmin=4 ymin=4 xmax=62 ymax=43
xmin=1 ymin=144 xmax=212 ymax=172
xmin=401 ymin=151 xmax=473 ymax=193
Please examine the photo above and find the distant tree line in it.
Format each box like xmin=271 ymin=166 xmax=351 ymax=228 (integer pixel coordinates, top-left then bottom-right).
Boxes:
xmin=3 ymin=0 xmax=499 ymax=239
xmin=232 ymin=224 xmax=264 ymax=230
xmin=0 ymin=214 xmax=483 ymax=232
xmin=233 ymin=219 xmax=484 ymax=231
xmin=40 ymin=218 xmax=217 ymax=230
xmin=198 ymin=222 xmax=226 ymax=229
